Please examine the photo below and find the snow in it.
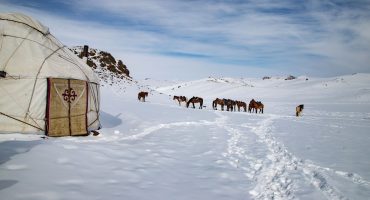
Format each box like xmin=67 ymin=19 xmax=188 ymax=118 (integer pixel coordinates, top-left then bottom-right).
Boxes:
xmin=1 ymin=73 xmax=370 ymax=199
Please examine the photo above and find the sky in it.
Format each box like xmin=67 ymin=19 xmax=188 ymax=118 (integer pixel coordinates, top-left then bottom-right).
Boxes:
xmin=1 ymin=0 xmax=370 ymax=80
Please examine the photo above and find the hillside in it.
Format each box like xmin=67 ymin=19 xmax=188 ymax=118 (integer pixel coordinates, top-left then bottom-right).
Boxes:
xmin=70 ymin=46 xmax=133 ymax=89
xmin=155 ymin=73 xmax=370 ymax=104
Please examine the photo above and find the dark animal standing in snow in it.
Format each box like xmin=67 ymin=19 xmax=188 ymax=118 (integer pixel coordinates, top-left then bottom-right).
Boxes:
xmin=173 ymin=95 xmax=187 ymax=106
xmin=235 ymin=101 xmax=247 ymax=112
xmin=138 ymin=91 xmax=148 ymax=102
xmin=213 ymin=98 xmax=225 ymax=110
xmin=296 ymin=104 xmax=304 ymax=117
xmin=224 ymin=99 xmax=236 ymax=111
xmin=187 ymin=96 xmax=203 ymax=109
xmin=248 ymin=99 xmax=264 ymax=113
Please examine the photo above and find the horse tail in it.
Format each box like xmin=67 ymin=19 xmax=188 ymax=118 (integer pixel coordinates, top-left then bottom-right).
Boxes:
xmin=296 ymin=106 xmax=300 ymax=116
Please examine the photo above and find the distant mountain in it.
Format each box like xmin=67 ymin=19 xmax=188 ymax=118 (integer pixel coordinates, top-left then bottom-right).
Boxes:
xmin=155 ymin=74 xmax=370 ymax=103
xmin=70 ymin=46 xmax=132 ymax=87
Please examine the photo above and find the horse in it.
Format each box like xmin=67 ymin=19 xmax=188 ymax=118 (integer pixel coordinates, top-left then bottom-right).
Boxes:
xmin=224 ymin=99 xmax=236 ymax=111
xmin=255 ymin=101 xmax=264 ymax=113
xmin=248 ymin=99 xmax=264 ymax=113
xmin=173 ymin=95 xmax=187 ymax=106
xmin=187 ymin=96 xmax=203 ymax=109
xmin=138 ymin=91 xmax=148 ymax=102
xmin=212 ymin=98 xmax=225 ymax=111
xmin=235 ymin=100 xmax=247 ymax=112
xmin=296 ymin=104 xmax=304 ymax=117
xmin=248 ymin=99 xmax=256 ymax=113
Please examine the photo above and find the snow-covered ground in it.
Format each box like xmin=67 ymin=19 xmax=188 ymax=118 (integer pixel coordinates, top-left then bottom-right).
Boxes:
xmin=1 ymin=73 xmax=370 ymax=200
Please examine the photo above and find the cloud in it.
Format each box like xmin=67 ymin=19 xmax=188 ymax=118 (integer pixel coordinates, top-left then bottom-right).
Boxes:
xmin=1 ymin=0 xmax=370 ymax=79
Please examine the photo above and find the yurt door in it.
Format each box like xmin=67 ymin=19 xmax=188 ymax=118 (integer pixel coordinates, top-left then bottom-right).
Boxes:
xmin=46 ymin=78 xmax=88 ymax=136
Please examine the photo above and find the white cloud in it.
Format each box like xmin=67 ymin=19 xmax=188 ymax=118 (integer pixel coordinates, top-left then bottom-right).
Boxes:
xmin=1 ymin=0 xmax=370 ymax=80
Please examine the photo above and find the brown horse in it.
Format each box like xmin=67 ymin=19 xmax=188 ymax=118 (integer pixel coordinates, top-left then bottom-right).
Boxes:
xmin=235 ymin=100 xmax=247 ymax=112
xmin=248 ymin=99 xmax=256 ymax=113
xmin=296 ymin=104 xmax=304 ymax=117
xmin=173 ymin=95 xmax=187 ymax=106
xmin=187 ymin=96 xmax=203 ymax=109
xmin=248 ymin=99 xmax=264 ymax=113
xmin=213 ymin=98 xmax=225 ymax=111
xmin=138 ymin=91 xmax=148 ymax=102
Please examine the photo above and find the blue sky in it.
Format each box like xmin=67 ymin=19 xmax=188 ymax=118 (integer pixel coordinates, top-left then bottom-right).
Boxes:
xmin=1 ymin=0 xmax=370 ymax=80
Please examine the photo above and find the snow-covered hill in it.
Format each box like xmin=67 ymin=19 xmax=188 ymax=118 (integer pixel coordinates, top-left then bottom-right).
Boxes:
xmin=1 ymin=73 xmax=370 ymax=200
xmin=156 ymin=73 xmax=370 ymax=104
xmin=70 ymin=46 xmax=133 ymax=89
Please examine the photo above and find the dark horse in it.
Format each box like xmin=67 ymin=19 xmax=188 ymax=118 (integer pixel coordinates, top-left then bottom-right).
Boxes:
xmin=187 ymin=96 xmax=203 ymax=109
xmin=224 ymin=99 xmax=236 ymax=111
xmin=235 ymin=100 xmax=247 ymax=112
xmin=138 ymin=91 xmax=148 ymax=102
xmin=173 ymin=95 xmax=187 ymax=106
xmin=212 ymin=98 xmax=225 ymax=110
xmin=248 ymin=99 xmax=264 ymax=113
xmin=296 ymin=104 xmax=304 ymax=117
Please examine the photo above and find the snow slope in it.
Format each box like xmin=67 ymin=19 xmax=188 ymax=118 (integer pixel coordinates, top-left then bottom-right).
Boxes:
xmin=1 ymin=73 xmax=370 ymax=200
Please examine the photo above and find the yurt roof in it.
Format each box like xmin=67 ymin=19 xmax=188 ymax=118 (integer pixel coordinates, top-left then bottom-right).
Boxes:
xmin=0 ymin=12 xmax=99 ymax=83
xmin=0 ymin=13 xmax=49 ymax=35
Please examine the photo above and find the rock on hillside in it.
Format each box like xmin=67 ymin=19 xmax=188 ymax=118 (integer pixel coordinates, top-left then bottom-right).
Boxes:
xmin=70 ymin=46 xmax=132 ymax=88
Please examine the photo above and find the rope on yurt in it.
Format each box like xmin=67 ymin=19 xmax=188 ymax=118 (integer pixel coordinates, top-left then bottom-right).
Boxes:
xmin=89 ymin=83 xmax=100 ymax=111
xmin=0 ymin=112 xmax=44 ymax=131
xmin=0 ymin=30 xmax=3 ymax=58
xmin=87 ymin=83 xmax=100 ymax=127
xmin=0 ymin=83 xmax=44 ymax=130
xmin=1 ymin=27 xmax=45 ymax=130
xmin=0 ymin=18 xmax=50 ymax=36
xmin=0 ymin=82 xmax=27 ymax=112
xmin=2 ymin=34 xmax=55 ymax=52
xmin=25 ymin=46 xmax=64 ymax=120
xmin=2 ymin=29 xmax=33 ymax=72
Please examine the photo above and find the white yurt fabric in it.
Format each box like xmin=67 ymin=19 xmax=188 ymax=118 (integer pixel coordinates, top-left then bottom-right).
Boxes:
xmin=0 ymin=13 xmax=100 ymax=136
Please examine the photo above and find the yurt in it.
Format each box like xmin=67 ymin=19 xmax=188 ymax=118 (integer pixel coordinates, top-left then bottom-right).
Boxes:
xmin=0 ymin=13 xmax=101 ymax=137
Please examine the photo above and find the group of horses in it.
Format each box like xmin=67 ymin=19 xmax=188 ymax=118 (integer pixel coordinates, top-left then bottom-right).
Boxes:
xmin=213 ymin=98 xmax=264 ymax=113
xmin=173 ymin=95 xmax=204 ymax=109
xmin=140 ymin=92 xmax=304 ymax=116
xmin=175 ymin=95 xmax=263 ymax=113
